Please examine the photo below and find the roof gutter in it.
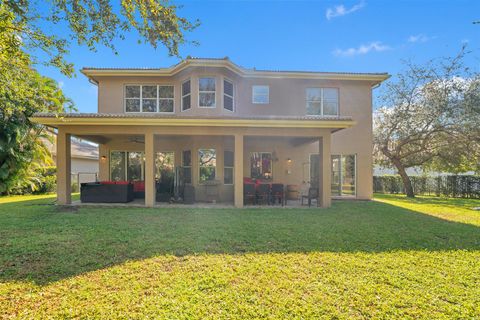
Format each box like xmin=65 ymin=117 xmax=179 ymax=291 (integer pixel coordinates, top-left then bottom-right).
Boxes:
xmin=30 ymin=115 xmax=356 ymax=130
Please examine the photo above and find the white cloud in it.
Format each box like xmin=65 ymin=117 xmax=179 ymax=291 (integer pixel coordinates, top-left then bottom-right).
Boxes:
xmin=326 ymin=1 xmax=365 ymax=20
xmin=407 ymin=34 xmax=431 ymax=43
xmin=333 ymin=42 xmax=391 ymax=57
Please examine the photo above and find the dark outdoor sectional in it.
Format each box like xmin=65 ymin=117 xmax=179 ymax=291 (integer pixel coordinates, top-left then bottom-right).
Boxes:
xmin=80 ymin=182 xmax=134 ymax=203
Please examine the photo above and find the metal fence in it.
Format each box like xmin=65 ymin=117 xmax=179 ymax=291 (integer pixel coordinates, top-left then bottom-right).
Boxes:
xmin=373 ymin=175 xmax=480 ymax=198
xmin=71 ymin=172 xmax=98 ymax=192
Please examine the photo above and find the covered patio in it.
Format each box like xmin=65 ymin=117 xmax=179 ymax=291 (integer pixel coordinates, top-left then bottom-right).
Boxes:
xmin=31 ymin=114 xmax=355 ymax=208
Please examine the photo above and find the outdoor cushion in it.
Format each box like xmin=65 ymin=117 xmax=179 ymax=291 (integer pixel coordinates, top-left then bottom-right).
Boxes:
xmin=133 ymin=181 xmax=145 ymax=192
xmin=100 ymin=181 xmax=116 ymax=184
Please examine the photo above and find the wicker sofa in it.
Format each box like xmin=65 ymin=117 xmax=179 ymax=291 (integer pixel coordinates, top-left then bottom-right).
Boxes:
xmin=80 ymin=181 xmax=134 ymax=203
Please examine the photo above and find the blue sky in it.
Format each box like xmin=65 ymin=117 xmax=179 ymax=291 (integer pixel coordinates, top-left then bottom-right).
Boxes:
xmin=35 ymin=0 xmax=479 ymax=113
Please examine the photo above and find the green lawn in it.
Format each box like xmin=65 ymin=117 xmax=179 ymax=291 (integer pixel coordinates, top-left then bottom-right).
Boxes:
xmin=0 ymin=194 xmax=479 ymax=319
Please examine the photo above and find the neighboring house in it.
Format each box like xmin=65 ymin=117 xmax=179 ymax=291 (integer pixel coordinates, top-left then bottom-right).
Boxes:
xmin=374 ymin=166 xmax=425 ymax=176
xmin=43 ymin=134 xmax=99 ymax=183
xmin=373 ymin=166 xmax=476 ymax=177
xmin=31 ymin=57 xmax=389 ymax=207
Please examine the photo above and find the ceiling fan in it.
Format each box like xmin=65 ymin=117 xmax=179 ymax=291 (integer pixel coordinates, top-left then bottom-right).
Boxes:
xmin=127 ymin=137 xmax=145 ymax=144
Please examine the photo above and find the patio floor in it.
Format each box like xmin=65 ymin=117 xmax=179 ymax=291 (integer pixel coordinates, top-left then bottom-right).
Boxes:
xmin=70 ymin=199 xmax=317 ymax=209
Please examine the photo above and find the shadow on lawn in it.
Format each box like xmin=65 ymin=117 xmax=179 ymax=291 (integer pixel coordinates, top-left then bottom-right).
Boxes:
xmin=0 ymin=197 xmax=479 ymax=284
xmin=375 ymin=193 xmax=480 ymax=209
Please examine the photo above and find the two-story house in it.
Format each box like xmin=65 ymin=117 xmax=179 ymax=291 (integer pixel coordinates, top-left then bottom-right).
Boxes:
xmin=31 ymin=57 xmax=389 ymax=207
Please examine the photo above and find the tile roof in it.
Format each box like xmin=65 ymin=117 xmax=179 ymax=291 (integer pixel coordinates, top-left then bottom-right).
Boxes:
xmin=82 ymin=57 xmax=389 ymax=80
xmin=42 ymin=134 xmax=98 ymax=159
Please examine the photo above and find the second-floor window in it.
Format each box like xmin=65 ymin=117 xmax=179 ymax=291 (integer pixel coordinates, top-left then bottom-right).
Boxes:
xmin=306 ymin=88 xmax=339 ymax=116
xmin=223 ymin=79 xmax=234 ymax=111
xmin=125 ymin=85 xmax=174 ymax=113
xmin=182 ymin=79 xmax=191 ymax=111
xmin=159 ymin=86 xmax=174 ymax=112
xmin=252 ymin=85 xmax=269 ymax=104
xmin=199 ymin=77 xmax=216 ymax=107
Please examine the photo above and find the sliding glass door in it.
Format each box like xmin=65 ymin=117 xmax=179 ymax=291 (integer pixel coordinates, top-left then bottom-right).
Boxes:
xmin=310 ymin=154 xmax=356 ymax=197
xmin=110 ymin=151 xmax=144 ymax=181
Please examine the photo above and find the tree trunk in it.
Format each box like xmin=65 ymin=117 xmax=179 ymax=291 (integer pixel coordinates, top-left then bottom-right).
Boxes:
xmin=392 ymin=160 xmax=415 ymax=198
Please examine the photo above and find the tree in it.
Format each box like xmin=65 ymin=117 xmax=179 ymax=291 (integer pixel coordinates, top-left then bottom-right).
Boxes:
xmin=4 ymin=0 xmax=199 ymax=76
xmin=0 ymin=0 xmax=197 ymax=193
xmin=373 ymin=48 xmax=480 ymax=197
xmin=0 ymin=6 xmax=73 ymax=193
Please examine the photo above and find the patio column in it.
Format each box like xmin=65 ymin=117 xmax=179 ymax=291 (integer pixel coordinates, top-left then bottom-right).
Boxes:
xmin=318 ymin=134 xmax=331 ymax=208
xmin=57 ymin=128 xmax=71 ymax=205
xmin=145 ymin=132 xmax=155 ymax=207
xmin=234 ymin=134 xmax=244 ymax=208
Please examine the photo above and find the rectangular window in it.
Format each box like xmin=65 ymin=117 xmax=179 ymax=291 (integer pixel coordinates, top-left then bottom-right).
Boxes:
xmin=182 ymin=150 xmax=192 ymax=184
xmin=127 ymin=152 xmax=144 ymax=181
xmin=223 ymin=79 xmax=234 ymax=111
xmin=125 ymin=86 xmax=141 ymax=112
xmin=199 ymin=149 xmax=216 ymax=182
xmin=306 ymin=88 xmax=339 ymax=116
xmin=309 ymin=154 xmax=356 ymax=196
xmin=110 ymin=151 xmax=144 ymax=181
xmin=199 ymin=77 xmax=216 ymax=107
xmin=224 ymin=150 xmax=234 ymax=184
xmin=182 ymin=79 xmax=191 ymax=111
xmin=250 ymin=152 xmax=272 ymax=180
xmin=110 ymin=151 xmax=126 ymax=181
xmin=331 ymin=155 xmax=341 ymax=196
xmin=125 ymin=85 xmax=174 ymax=113
xmin=155 ymin=152 xmax=175 ymax=197
xmin=309 ymin=154 xmax=320 ymax=188
xmin=341 ymin=154 xmax=356 ymax=196
xmin=155 ymin=152 xmax=175 ymax=180
xmin=158 ymin=86 xmax=174 ymax=112
xmin=142 ymin=85 xmax=157 ymax=112
xmin=252 ymin=85 xmax=269 ymax=104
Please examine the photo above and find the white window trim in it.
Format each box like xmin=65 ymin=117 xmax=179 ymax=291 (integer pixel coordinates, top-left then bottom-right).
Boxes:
xmin=157 ymin=85 xmax=175 ymax=114
xmin=124 ymin=85 xmax=142 ymax=113
xmin=124 ymin=84 xmax=174 ymax=113
xmin=181 ymin=149 xmax=192 ymax=183
xmin=198 ymin=77 xmax=216 ymax=108
xmin=252 ymin=85 xmax=270 ymax=104
xmin=250 ymin=151 xmax=273 ymax=179
xmin=223 ymin=78 xmax=235 ymax=112
xmin=223 ymin=150 xmax=234 ymax=185
xmin=181 ymin=78 xmax=191 ymax=112
xmin=305 ymin=87 xmax=339 ymax=117
xmin=198 ymin=148 xmax=217 ymax=183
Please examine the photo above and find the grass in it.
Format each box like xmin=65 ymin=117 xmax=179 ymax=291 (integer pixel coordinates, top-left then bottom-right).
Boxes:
xmin=0 ymin=194 xmax=479 ymax=318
